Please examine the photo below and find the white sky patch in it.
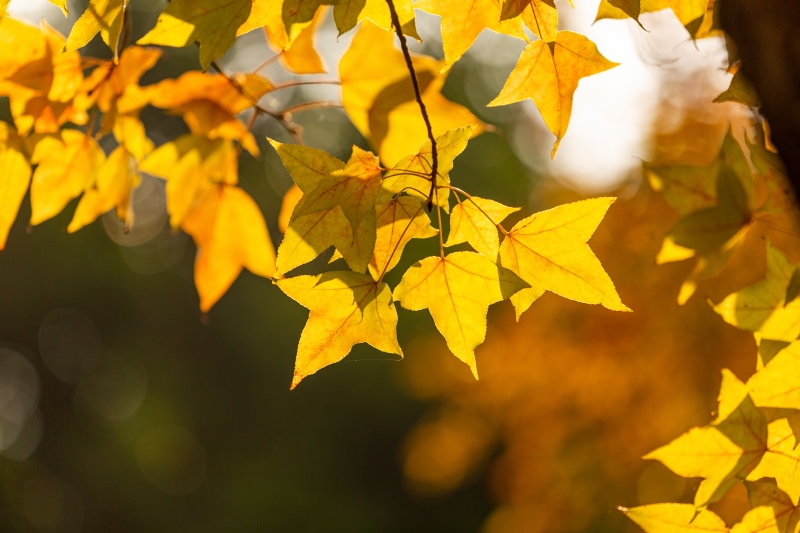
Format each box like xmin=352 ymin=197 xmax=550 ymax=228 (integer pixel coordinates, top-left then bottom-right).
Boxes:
xmin=8 ymin=0 xmax=71 ymax=34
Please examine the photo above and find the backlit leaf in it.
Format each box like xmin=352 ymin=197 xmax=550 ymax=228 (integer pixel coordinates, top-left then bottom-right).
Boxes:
xmin=334 ymin=0 xmax=419 ymax=39
xmin=446 ymin=197 xmax=519 ymax=259
xmin=29 ymin=129 xmax=104 ymax=226
xmin=278 ymin=271 xmax=402 ymax=388
xmin=747 ymin=418 xmax=800 ymax=504
xmin=369 ymin=196 xmax=437 ymax=279
xmin=68 ymin=145 xmax=139 ymax=233
xmin=66 ymin=0 xmax=126 ymax=58
xmin=137 ymin=0 xmax=253 ymax=70
xmin=182 ymin=185 xmax=276 ymax=311
xmin=139 ymin=134 xmax=238 ymax=228
xmin=645 ymin=370 xmax=768 ymax=509
xmin=714 ymin=242 xmax=800 ymax=343
xmin=623 ymin=504 xmax=728 ymax=533
xmin=148 ymin=71 xmax=260 ymax=156
xmin=498 ymin=197 xmax=629 ymax=320
xmin=393 ymin=251 xmax=529 ymax=377
xmin=380 ymin=125 xmax=477 ymax=211
xmin=500 ymin=0 xmax=558 ymax=43
xmin=415 ymin=0 xmax=528 ymax=70
xmin=339 ymin=21 xmax=483 ymax=166
xmin=490 ymin=31 xmax=619 ymax=157
xmin=0 ymin=124 xmax=31 ymax=249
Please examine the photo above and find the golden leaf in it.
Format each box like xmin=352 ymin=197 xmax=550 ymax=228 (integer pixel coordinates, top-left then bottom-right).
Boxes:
xmin=29 ymin=129 xmax=104 ymax=226
xmin=139 ymin=135 xmax=238 ymax=228
xmin=498 ymin=197 xmax=629 ymax=320
xmin=339 ymin=21 xmax=484 ymax=166
xmin=623 ymin=504 xmax=728 ymax=533
xmin=66 ymin=0 xmax=126 ymax=58
xmin=369 ymin=196 xmax=437 ymax=279
xmin=446 ymin=197 xmax=519 ymax=259
xmin=334 ymin=0 xmax=419 ymax=39
xmin=0 ymin=124 xmax=31 ymax=249
xmin=645 ymin=370 xmax=768 ymax=509
xmin=393 ymin=251 xmax=528 ymax=377
xmin=500 ymin=0 xmax=558 ymax=43
xmin=278 ymin=271 xmax=402 ymax=389
xmin=137 ymin=0 xmax=253 ymax=70
xmin=148 ymin=71 xmax=259 ymax=156
xmin=380 ymin=125 xmax=477 ymax=212
xmin=714 ymin=242 xmax=800 ymax=343
xmin=182 ymin=185 xmax=276 ymax=312
xmin=414 ymin=0 xmax=528 ymax=70
xmin=490 ymin=31 xmax=619 ymax=157
xmin=68 ymin=146 xmax=140 ymax=233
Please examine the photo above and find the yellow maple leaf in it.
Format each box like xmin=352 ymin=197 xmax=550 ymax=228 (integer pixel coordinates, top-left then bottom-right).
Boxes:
xmin=66 ymin=0 xmax=127 ymax=59
xmin=747 ymin=418 xmax=800 ymax=504
xmin=0 ymin=123 xmax=31 ymax=249
xmin=265 ymin=6 xmax=327 ymax=75
xmin=393 ymin=251 xmax=529 ymax=377
xmin=68 ymin=146 xmax=140 ymax=233
xmin=278 ymin=184 xmax=304 ymax=234
xmin=646 ymin=160 xmax=720 ymax=217
xmin=380 ymin=125 xmax=476 ymax=212
xmin=339 ymin=21 xmax=484 ymax=166
xmin=29 ymin=130 xmax=105 ymax=226
xmin=293 ymin=146 xmax=382 ymax=240
xmin=645 ymin=370 xmax=768 ymax=509
xmin=137 ymin=0 xmax=253 ymax=70
xmin=139 ymin=135 xmax=238 ymax=228
xmin=498 ymin=197 xmax=629 ymax=320
xmin=49 ymin=0 xmax=68 ymax=15
xmin=714 ymin=242 xmax=800 ymax=343
xmin=278 ymin=271 xmax=402 ymax=388
xmin=0 ymin=15 xmax=50 ymax=81
xmin=85 ymin=46 xmax=162 ymax=160
xmin=414 ymin=0 xmax=528 ymax=70
xmin=269 ymin=141 xmax=376 ymax=275
xmin=446 ymin=196 xmax=519 ymax=260
xmin=490 ymin=31 xmax=619 ymax=157
xmin=182 ymin=184 xmax=276 ymax=312
xmin=622 ymin=504 xmax=729 ymax=533
xmin=595 ymin=0 xmax=707 ymax=35
xmin=369 ymin=196 xmax=438 ymax=279
xmin=148 ymin=71 xmax=260 ymax=156
xmin=238 ymin=0 xmax=331 ymax=49
xmin=738 ymin=479 xmax=800 ymax=533
xmin=748 ymin=341 xmax=800 ymax=412
xmin=333 ymin=0 xmax=419 ymax=39
xmin=0 ymin=23 xmax=87 ymax=135
xmin=500 ymin=0 xmax=558 ymax=43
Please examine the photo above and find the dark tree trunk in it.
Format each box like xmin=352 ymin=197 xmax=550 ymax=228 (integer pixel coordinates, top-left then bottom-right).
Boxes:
xmin=719 ymin=0 xmax=800 ymax=194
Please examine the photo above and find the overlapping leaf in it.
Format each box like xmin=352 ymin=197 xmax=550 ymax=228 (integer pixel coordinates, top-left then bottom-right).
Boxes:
xmin=490 ymin=31 xmax=619 ymax=157
xmin=278 ymin=271 xmax=402 ymax=388
xmin=339 ymin=21 xmax=483 ymax=166
xmin=66 ymin=0 xmax=127 ymax=58
xmin=369 ymin=196 xmax=437 ymax=279
xmin=394 ymin=251 xmax=528 ymax=377
xmin=182 ymin=184 xmax=275 ymax=311
xmin=446 ymin=197 xmax=519 ymax=259
xmin=0 ymin=123 xmax=31 ymax=249
xmin=334 ymin=0 xmax=419 ymax=39
xmin=644 ymin=370 xmax=768 ymax=509
xmin=414 ymin=0 xmax=528 ymax=70
xmin=498 ymin=197 xmax=629 ymax=320
xmin=270 ymin=142 xmax=376 ymax=275
xmin=380 ymin=125 xmax=476 ymax=211
xmin=148 ymin=71 xmax=262 ymax=156
xmin=500 ymin=0 xmax=558 ymax=43
xmin=139 ymin=134 xmax=238 ymax=228
xmin=713 ymin=242 xmax=800 ymax=343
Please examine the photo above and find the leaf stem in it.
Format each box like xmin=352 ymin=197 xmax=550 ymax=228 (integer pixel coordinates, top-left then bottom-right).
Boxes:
xmin=384 ymin=0 xmax=438 ymax=210
xmin=269 ymin=80 xmax=341 ymax=91
xmin=449 ymin=185 xmax=509 ymax=235
xmin=253 ymin=52 xmax=283 ymax=74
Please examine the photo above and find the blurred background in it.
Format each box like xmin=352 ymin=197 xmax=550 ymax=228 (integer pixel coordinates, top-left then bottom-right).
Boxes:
xmin=0 ymin=0 xmax=774 ymax=531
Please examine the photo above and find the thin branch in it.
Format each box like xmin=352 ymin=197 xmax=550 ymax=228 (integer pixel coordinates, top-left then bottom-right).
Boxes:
xmin=385 ymin=0 xmax=438 ymax=211
xmin=280 ymin=100 xmax=343 ymax=117
xmin=270 ymin=80 xmax=341 ymax=91
xmin=253 ymin=52 xmax=283 ymax=74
